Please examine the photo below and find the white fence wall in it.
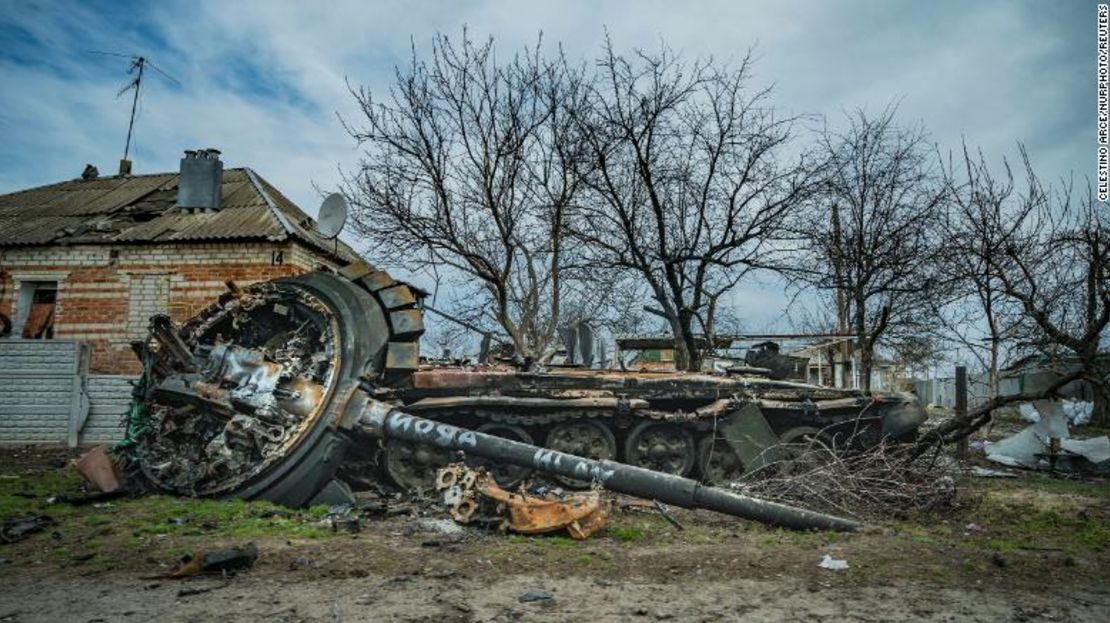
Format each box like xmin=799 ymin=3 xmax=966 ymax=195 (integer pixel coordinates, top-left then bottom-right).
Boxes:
xmin=916 ymin=367 xmax=1091 ymax=408
xmin=0 ymin=340 xmax=134 ymax=445
xmin=82 ymin=375 xmax=133 ymax=445
xmin=0 ymin=340 xmax=84 ymax=445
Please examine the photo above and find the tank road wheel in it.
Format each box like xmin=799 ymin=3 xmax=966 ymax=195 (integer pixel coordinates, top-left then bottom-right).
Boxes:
xmin=776 ymin=427 xmax=836 ymax=477
xmin=384 ymin=439 xmax=449 ymax=492
xmin=467 ymin=423 xmax=534 ymax=488
xmin=697 ymin=435 xmax=746 ymax=485
xmin=544 ymin=420 xmax=617 ymax=488
xmin=625 ymin=422 xmax=696 ymax=476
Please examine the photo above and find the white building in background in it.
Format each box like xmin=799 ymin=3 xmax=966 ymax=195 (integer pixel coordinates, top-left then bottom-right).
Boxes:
xmin=787 ymin=337 xmax=902 ymax=391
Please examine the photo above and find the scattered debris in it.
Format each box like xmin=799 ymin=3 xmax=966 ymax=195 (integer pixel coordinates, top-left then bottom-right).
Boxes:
xmin=436 ymin=463 xmax=610 ymax=539
xmin=652 ymin=500 xmax=685 ymax=531
xmin=1 ymin=515 xmax=55 ymax=544
xmin=519 ymin=589 xmax=554 ymax=603
xmin=1020 ymin=400 xmax=1094 ymax=426
xmin=970 ymin=466 xmax=1017 ymax=478
xmin=50 ymin=491 xmax=128 ymax=506
xmin=289 ymin=556 xmax=314 ymax=570
xmin=986 ymin=400 xmax=1110 ymax=472
xmin=962 ymin=523 xmax=986 ymax=537
xmin=166 ymin=543 xmax=258 ymax=578
xmin=74 ymin=445 xmax=121 ymax=493
xmin=818 ymin=554 xmax=849 ymax=571
xmin=413 ymin=518 xmax=466 ymax=535
xmin=177 ymin=581 xmax=231 ymax=598
xmin=323 ymin=504 xmax=361 ymax=534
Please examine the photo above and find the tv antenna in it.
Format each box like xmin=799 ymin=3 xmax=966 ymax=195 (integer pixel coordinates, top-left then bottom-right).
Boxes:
xmin=90 ymin=51 xmax=180 ymax=166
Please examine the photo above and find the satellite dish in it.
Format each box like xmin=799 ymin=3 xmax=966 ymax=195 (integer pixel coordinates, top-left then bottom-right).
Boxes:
xmin=317 ymin=193 xmax=348 ymax=239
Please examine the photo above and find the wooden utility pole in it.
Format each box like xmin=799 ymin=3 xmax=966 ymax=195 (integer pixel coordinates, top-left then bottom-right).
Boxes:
xmin=954 ymin=365 xmax=968 ymax=457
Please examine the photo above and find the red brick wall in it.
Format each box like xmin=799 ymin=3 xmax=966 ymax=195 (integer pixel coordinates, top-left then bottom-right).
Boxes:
xmin=0 ymin=241 xmax=342 ymax=374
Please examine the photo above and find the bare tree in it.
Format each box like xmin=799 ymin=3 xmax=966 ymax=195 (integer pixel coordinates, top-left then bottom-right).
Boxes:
xmin=792 ymin=106 xmax=946 ymax=392
xmin=934 ymin=143 xmax=1024 ymax=400
xmin=985 ymin=154 xmax=1110 ymax=425
xmin=918 ymin=150 xmax=1110 ymax=451
xmin=570 ymin=40 xmax=816 ymax=371
xmin=342 ymin=33 xmax=590 ymax=361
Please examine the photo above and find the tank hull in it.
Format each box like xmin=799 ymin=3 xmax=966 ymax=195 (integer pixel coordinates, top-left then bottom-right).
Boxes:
xmin=127 ymin=265 xmax=926 ymax=519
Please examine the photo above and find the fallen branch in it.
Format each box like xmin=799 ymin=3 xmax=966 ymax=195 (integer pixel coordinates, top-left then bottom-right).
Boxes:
xmin=912 ymin=369 xmax=1084 ymax=458
xmin=652 ymin=500 xmax=685 ymax=531
xmin=730 ymin=434 xmax=960 ymax=520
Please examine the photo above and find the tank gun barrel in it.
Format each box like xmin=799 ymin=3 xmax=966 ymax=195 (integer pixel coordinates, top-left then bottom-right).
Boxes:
xmin=357 ymin=399 xmax=860 ymax=532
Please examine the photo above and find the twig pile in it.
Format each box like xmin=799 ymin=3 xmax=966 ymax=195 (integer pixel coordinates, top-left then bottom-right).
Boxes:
xmin=728 ymin=436 xmax=961 ymax=520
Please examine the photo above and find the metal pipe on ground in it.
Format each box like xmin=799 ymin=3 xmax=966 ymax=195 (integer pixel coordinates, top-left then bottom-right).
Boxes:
xmin=356 ymin=399 xmax=860 ymax=532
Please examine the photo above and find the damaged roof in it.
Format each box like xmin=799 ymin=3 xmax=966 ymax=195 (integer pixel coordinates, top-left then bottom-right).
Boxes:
xmin=0 ymin=168 xmax=358 ymax=262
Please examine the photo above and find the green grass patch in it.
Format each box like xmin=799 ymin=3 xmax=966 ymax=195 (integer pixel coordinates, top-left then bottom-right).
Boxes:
xmin=0 ymin=466 xmax=341 ymax=551
xmin=963 ymin=478 xmax=1110 ymax=554
xmin=609 ymin=526 xmax=646 ymax=542
xmin=545 ymin=535 xmax=576 ymax=549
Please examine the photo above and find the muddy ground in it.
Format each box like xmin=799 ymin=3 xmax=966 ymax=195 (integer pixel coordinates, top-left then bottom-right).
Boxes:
xmin=1 ymin=426 xmax=1108 ymax=622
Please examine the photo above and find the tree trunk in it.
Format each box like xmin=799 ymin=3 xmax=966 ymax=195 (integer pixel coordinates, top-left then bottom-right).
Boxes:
xmin=669 ymin=315 xmax=691 ymax=372
xmin=1091 ymin=374 xmax=1110 ymax=428
xmin=853 ymin=293 xmax=870 ymax=392
xmin=860 ymin=345 xmax=873 ymax=393
xmin=670 ymin=309 xmax=700 ymax=372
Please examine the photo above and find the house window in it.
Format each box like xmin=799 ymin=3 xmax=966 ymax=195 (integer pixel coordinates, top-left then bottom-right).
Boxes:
xmin=19 ymin=282 xmax=57 ymax=339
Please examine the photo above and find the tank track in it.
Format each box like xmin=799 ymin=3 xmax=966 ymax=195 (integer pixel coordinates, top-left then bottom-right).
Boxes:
xmin=383 ymin=397 xmax=886 ymax=488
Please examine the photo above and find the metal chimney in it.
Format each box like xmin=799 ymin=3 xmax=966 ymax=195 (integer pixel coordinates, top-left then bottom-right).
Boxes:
xmin=177 ymin=148 xmax=223 ymax=211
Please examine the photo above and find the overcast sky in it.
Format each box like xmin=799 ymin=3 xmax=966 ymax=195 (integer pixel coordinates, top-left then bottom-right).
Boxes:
xmin=0 ymin=0 xmax=1093 ymax=334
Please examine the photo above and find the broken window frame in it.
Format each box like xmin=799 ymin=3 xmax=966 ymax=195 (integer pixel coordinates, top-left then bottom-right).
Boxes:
xmin=17 ymin=281 xmax=58 ymax=339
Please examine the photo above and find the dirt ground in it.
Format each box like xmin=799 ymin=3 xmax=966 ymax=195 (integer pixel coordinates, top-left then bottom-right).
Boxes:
xmin=1 ymin=436 xmax=1108 ymax=622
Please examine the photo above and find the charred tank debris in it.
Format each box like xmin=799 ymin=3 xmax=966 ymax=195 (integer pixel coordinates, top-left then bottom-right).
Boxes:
xmin=118 ymin=263 xmax=927 ymax=531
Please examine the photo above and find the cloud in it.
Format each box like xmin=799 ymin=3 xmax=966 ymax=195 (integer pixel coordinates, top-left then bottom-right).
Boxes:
xmin=0 ymin=0 xmax=1091 ymax=332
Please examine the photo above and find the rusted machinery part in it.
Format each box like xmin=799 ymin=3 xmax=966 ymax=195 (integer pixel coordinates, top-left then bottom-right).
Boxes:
xmin=623 ymin=421 xmax=697 ymax=477
xmin=437 ymin=463 xmax=610 ymax=539
xmin=358 ymin=400 xmax=862 ymax=532
xmin=136 ymin=266 xmax=425 ymax=506
xmin=139 ymin=275 xmax=362 ymax=502
xmin=544 ymin=420 xmax=618 ymax=488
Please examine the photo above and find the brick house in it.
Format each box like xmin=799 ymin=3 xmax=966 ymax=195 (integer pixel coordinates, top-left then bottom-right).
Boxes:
xmin=0 ymin=149 xmax=358 ymax=374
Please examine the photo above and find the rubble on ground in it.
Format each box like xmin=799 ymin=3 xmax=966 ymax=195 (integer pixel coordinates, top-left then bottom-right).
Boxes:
xmin=986 ymin=400 xmax=1110 ymax=473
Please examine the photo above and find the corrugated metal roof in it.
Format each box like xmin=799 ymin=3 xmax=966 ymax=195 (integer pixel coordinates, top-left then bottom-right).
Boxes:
xmin=0 ymin=167 xmax=358 ymax=262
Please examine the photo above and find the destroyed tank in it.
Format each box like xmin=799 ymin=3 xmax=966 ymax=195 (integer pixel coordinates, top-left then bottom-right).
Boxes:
xmin=128 ymin=263 xmax=926 ymax=513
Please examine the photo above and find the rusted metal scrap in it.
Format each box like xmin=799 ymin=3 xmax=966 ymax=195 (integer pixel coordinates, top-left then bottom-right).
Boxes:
xmin=117 ymin=264 xmax=929 ymax=532
xmin=164 ymin=542 xmax=259 ymax=579
xmin=436 ymin=463 xmax=610 ymax=539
